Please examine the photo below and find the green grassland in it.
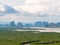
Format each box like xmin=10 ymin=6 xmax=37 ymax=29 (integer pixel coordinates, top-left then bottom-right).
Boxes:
xmin=0 ymin=30 xmax=60 ymax=45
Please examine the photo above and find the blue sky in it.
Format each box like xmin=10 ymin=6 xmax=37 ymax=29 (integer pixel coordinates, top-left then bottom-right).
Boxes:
xmin=0 ymin=0 xmax=60 ymax=23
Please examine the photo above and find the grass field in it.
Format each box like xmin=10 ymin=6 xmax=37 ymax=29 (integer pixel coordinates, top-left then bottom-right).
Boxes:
xmin=0 ymin=30 xmax=60 ymax=45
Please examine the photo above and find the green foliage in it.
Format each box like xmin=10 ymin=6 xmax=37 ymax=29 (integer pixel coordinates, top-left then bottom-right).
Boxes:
xmin=0 ymin=30 xmax=60 ymax=45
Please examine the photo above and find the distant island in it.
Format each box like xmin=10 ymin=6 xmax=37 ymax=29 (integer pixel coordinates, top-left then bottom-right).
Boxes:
xmin=0 ymin=21 xmax=60 ymax=29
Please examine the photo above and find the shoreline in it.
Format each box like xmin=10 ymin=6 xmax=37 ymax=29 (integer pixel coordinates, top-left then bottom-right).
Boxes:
xmin=14 ymin=28 xmax=60 ymax=33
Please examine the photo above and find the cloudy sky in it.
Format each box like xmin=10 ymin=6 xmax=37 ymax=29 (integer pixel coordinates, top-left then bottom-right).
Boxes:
xmin=0 ymin=0 xmax=60 ymax=23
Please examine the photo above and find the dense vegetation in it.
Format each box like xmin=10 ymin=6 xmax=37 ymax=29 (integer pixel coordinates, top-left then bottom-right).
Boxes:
xmin=0 ymin=30 xmax=60 ymax=45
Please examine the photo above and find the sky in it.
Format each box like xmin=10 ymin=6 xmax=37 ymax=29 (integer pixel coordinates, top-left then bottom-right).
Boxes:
xmin=0 ymin=0 xmax=60 ymax=23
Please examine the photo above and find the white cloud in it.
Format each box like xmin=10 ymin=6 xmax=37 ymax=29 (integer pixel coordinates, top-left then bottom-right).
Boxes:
xmin=0 ymin=0 xmax=60 ymax=14
xmin=25 ymin=0 xmax=53 ymax=4
xmin=0 ymin=0 xmax=60 ymax=23
xmin=0 ymin=0 xmax=25 ymax=6
xmin=16 ymin=0 xmax=60 ymax=14
xmin=0 ymin=14 xmax=60 ymax=23
xmin=0 ymin=5 xmax=5 ymax=11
